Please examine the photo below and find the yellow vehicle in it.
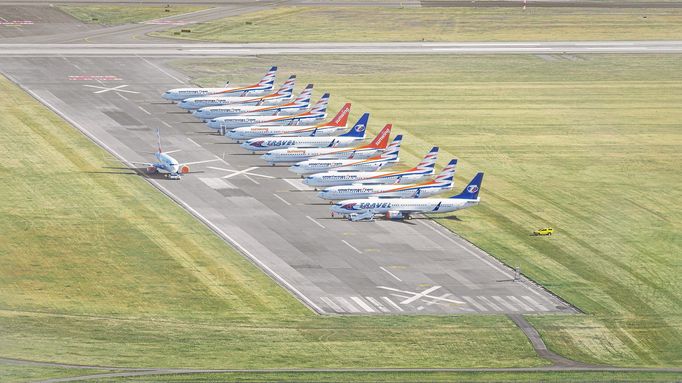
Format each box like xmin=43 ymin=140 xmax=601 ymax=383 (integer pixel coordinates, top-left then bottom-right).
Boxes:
xmin=534 ymin=228 xmax=554 ymax=236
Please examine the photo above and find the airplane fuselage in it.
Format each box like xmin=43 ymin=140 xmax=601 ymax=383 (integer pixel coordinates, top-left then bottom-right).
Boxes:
xmin=331 ymin=197 xmax=480 ymax=216
xmin=289 ymin=157 xmax=397 ymax=175
xmin=162 ymin=86 xmax=267 ymax=102
xmin=191 ymin=96 xmax=291 ymax=117
xmin=244 ymin=136 xmax=363 ymax=152
xmin=261 ymin=145 xmax=379 ymax=162
xmin=303 ymin=169 xmax=432 ymax=187
xmin=209 ymin=112 xmax=326 ymax=130
xmin=180 ymin=94 xmax=289 ymax=111
xmin=318 ymin=183 xmax=450 ymax=200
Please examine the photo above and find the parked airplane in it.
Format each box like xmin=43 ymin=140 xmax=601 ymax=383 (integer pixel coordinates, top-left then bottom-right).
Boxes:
xmin=181 ymin=75 xmax=297 ymax=111
xmin=302 ymin=147 xmax=439 ymax=188
xmin=131 ymin=129 xmax=217 ymax=180
xmin=245 ymin=113 xmax=371 ymax=154
xmin=162 ymin=66 xmax=277 ymax=101
xmin=219 ymin=93 xmax=330 ymax=136
xmin=318 ymin=159 xmax=457 ymax=200
xmin=226 ymin=103 xmax=351 ymax=140
xmin=289 ymin=135 xmax=402 ymax=175
xmin=330 ymin=172 xmax=484 ymax=221
xmin=191 ymin=84 xmax=312 ymax=121
xmin=259 ymin=120 xmax=389 ymax=163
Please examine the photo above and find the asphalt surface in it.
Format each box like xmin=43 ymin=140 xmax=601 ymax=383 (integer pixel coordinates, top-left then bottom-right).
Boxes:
xmin=3 ymin=41 xmax=682 ymax=56
xmin=0 ymin=55 xmax=574 ymax=315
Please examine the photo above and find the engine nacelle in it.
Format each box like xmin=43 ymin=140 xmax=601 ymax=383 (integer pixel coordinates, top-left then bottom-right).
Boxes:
xmin=385 ymin=211 xmax=405 ymax=220
xmin=179 ymin=165 xmax=190 ymax=174
xmin=146 ymin=166 xmax=158 ymax=174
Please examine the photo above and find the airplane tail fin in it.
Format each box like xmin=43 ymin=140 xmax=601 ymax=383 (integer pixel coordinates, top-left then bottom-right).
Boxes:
xmin=329 ymin=103 xmax=351 ymax=127
xmin=275 ymin=75 xmax=296 ymax=97
xmin=364 ymin=123 xmax=391 ymax=148
xmin=156 ymin=128 xmax=162 ymax=153
xmin=256 ymin=66 xmax=277 ymax=89
xmin=339 ymin=113 xmax=370 ymax=138
xmin=450 ymin=172 xmax=484 ymax=200
xmin=293 ymin=84 xmax=313 ymax=106
xmin=412 ymin=147 xmax=439 ymax=173
xmin=379 ymin=134 xmax=402 ymax=162
xmin=434 ymin=159 xmax=457 ymax=185
xmin=309 ymin=93 xmax=330 ymax=114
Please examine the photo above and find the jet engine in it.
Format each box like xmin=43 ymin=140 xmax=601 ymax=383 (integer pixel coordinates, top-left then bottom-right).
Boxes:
xmin=179 ymin=165 xmax=190 ymax=174
xmin=385 ymin=211 xmax=406 ymax=220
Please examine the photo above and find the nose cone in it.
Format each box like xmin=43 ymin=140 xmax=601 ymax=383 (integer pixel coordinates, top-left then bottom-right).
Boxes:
xmin=289 ymin=164 xmax=304 ymax=174
xmin=207 ymin=119 xmax=220 ymax=129
xmin=178 ymin=101 xmax=190 ymax=109
xmin=240 ymin=142 xmax=251 ymax=150
xmin=226 ymin=130 xmax=239 ymax=139
xmin=317 ymin=190 xmax=331 ymax=200
xmin=162 ymin=92 xmax=172 ymax=100
xmin=193 ymin=109 xmax=206 ymax=118
xmin=260 ymin=153 xmax=271 ymax=161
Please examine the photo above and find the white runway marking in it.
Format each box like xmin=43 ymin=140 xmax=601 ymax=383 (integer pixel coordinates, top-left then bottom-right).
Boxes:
xmin=462 ymin=296 xmax=488 ymax=312
xmin=382 ymin=296 xmax=403 ymax=311
xmin=209 ymin=166 xmax=275 ymax=179
xmin=507 ymin=296 xmax=533 ymax=311
xmin=350 ymin=297 xmax=375 ymax=313
xmin=183 ymin=159 xmax=220 ymax=166
xmin=306 ymin=215 xmax=325 ymax=229
xmin=379 ymin=266 xmax=402 ymax=282
xmin=522 ymin=296 xmax=549 ymax=312
xmin=492 ymin=296 xmax=518 ymax=312
xmin=320 ymin=297 xmax=344 ymax=313
xmin=400 ymin=286 xmax=441 ymax=305
xmin=335 ymin=297 xmax=360 ymax=313
xmin=273 ymin=193 xmax=291 ymax=206
xmin=377 ymin=286 xmax=465 ymax=305
xmin=243 ymin=174 xmax=259 ymax=185
xmin=139 ymin=56 xmax=184 ymax=84
xmin=283 ymin=178 xmax=313 ymax=191
xmin=138 ymin=106 xmax=151 ymax=115
xmin=116 ymin=92 xmax=128 ymax=101
xmin=341 ymin=240 xmax=362 ymax=254
xmin=161 ymin=121 xmax=172 ymax=128
xmin=222 ymin=166 xmax=259 ymax=179
xmin=477 ymin=296 xmax=502 ymax=311
xmin=21 ymin=88 xmax=325 ymax=315
xmin=366 ymin=297 xmax=389 ymax=313
xmin=84 ymin=84 xmax=139 ymax=94
xmin=187 ymin=137 xmax=201 ymax=147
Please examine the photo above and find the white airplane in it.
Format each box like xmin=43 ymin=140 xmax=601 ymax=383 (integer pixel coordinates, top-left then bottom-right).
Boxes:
xmin=319 ymin=158 xmax=457 ymax=201
xmin=192 ymin=84 xmax=313 ymax=121
xmin=259 ymin=119 xmax=390 ymax=163
xmin=302 ymin=147 xmax=439 ymax=188
xmin=131 ymin=129 xmax=217 ymax=180
xmin=330 ymin=172 xmax=484 ymax=221
xmin=162 ymin=66 xmax=277 ymax=101
xmin=181 ymin=75 xmax=298 ymax=112
xmin=226 ymin=103 xmax=351 ymax=140
xmin=289 ymin=134 xmax=402 ymax=175
xmin=219 ymin=94 xmax=330 ymax=136
xmin=246 ymin=113 xmax=372 ymax=154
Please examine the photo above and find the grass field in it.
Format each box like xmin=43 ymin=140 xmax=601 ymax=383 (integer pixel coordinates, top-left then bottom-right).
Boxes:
xmin=87 ymin=370 xmax=682 ymax=383
xmin=169 ymin=54 xmax=682 ymax=368
xmin=0 ymin=364 xmax=108 ymax=383
xmin=57 ymin=5 xmax=208 ymax=26
xmin=0 ymin=73 xmax=549 ymax=380
xmin=152 ymin=6 xmax=682 ymax=42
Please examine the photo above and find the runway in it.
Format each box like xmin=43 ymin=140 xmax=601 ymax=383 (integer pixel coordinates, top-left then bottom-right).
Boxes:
xmin=0 ymin=55 xmax=574 ymax=315
xmin=3 ymin=41 xmax=682 ymax=57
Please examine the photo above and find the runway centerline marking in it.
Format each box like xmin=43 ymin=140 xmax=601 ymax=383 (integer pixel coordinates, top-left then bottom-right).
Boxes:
xmin=138 ymin=56 xmax=185 ymax=84
xmin=306 ymin=215 xmax=325 ymax=229
xmin=138 ymin=106 xmax=151 ymax=115
xmin=379 ymin=266 xmax=402 ymax=282
xmin=341 ymin=240 xmax=362 ymax=254
xmin=83 ymin=84 xmax=139 ymax=94
xmin=273 ymin=193 xmax=291 ymax=206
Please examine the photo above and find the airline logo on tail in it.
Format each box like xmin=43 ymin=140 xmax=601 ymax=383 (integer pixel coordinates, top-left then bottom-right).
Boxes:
xmin=275 ymin=75 xmax=296 ymax=96
xmin=309 ymin=93 xmax=330 ymax=114
xmin=257 ymin=66 xmax=277 ymax=87
xmin=380 ymin=134 xmax=402 ymax=161
xmin=331 ymin=104 xmax=352 ymax=126
xmin=467 ymin=185 xmax=479 ymax=193
xmin=414 ymin=147 xmax=439 ymax=172
xmin=293 ymin=84 xmax=314 ymax=105
xmin=433 ymin=159 xmax=457 ymax=184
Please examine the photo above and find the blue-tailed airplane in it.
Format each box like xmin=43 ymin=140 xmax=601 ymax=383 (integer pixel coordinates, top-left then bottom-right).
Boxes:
xmin=330 ymin=172 xmax=484 ymax=221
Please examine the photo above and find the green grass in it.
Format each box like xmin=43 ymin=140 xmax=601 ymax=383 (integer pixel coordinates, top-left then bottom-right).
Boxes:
xmin=57 ymin=5 xmax=208 ymax=26
xmin=87 ymin=370 xmax=682 ymax=383
xmin=0 ymin=364 xmax=109 ymax=383
xmin=0 ymin=75 xmax=544 ymax=372
xmin=168 ymin=54 xmax=682 ymax=368
xmin=151 ymin=6 xmax=682 ymax=42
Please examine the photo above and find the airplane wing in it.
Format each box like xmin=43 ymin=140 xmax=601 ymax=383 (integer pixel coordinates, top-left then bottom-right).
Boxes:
xmin=130 ymin=161 xmax=155 ymax=167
